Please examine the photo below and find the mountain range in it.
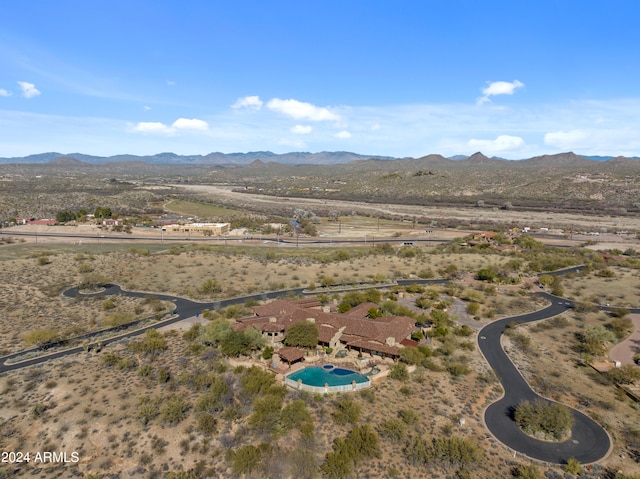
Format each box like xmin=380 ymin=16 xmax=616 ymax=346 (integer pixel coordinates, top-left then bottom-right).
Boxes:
xmin=0 ymin=151 xmax=638 ymax=166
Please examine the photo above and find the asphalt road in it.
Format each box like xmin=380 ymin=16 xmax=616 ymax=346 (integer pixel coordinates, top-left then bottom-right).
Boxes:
xmin=1 ymin=279 xmax=449 ymax=373
xmin=0 ymin=230 xmax=446 ymax=245
xmin=0 ymin=276 xmax=624 ymax=465
xmin=479 ymin=291 xmax=612 ymax=464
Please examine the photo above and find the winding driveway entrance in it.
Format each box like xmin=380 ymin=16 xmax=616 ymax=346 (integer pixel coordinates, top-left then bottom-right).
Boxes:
xmin=479 ymin=292 xmax=612 ymax=464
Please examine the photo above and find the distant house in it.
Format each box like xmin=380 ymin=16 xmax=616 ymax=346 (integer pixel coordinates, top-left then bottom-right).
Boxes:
xmin=171 ymin=222 xmax=230 ymax=235
xmin=32 ymin=219 xmax=57 ymax=226
xmin=235 ymin=298 xmax=417 ymax=359
xmin=102 ymin=219 xmax=123 ymax=226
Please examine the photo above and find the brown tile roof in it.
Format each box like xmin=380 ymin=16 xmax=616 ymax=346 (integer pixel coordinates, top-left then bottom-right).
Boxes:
xmin=243 ymin=298 xmax=416 ymax=352
xmin=346 ymin=339 xmax=399 ymax=357
xmin=261 ymin=322 xmax=285 ymax=332
xmin=344 ymin=302 xmax=379 ymax=319
xmin=253 ymin=299 xmax=298 ymax=317
xmin=277 ymin=346 xmax=305 ymax=363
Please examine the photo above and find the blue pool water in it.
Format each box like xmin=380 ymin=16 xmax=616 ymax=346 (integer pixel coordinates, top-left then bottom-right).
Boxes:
xmin=287 ymin=366 xmax=369 ymax=387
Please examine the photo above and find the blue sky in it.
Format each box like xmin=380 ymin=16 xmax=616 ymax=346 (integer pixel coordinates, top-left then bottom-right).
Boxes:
xmin=1 ymin=0 xmax=639 ymax=159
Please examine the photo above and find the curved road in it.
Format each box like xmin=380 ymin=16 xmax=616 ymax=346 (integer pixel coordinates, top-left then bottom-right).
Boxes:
xmin=0 ymin=277 xmax=620 ymax=465
xmin=479 ymin=291 xmax=612 ymax=464
xmin=0 ymin=279 xmax=445 ymax=373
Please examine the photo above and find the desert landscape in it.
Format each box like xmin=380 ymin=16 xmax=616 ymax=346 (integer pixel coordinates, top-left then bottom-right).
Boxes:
xmin=0 ymin=157 xmax=640 ymax=479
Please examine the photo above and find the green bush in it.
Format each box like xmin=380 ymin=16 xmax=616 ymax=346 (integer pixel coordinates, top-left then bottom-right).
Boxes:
xmin=23 ymin=328 xmax=59 ymax=346
xmin=332 ymin=398 xmax=361 ymax=425
xmin=284 ymin=321 xmax=318 ymax=348
xmin=160 ymin=396 xmax=190 ymax=425
xmin=389 ymin=363 xmax=410 ymax=381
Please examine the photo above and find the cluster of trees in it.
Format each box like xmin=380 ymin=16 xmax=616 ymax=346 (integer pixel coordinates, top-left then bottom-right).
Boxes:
xmin=475 ymin=267 xmax=517 ymax=284
xmin=514 ymin=400 xmax=574 ymax=441
xmin=320 ymin=424 xmax=380 ymax=479
xmin=199 ymin=319 xmax=266 ymax=357
xmin=55 ymin=206 xmax=113 ymax=223
xmin=538 ymin=274 xmax=564 ymax=296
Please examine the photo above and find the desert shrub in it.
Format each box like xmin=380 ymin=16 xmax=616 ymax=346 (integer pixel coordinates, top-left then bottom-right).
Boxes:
xmin=262 ymin=346 xmax=274 ymax=360
xmin=320 ymin=424 xmax=380 ymax=478
xmin=23 ymin=328 xmax=59 ymax=346
xmin=182 ymin=323 xmax=202 ymax=342
xmin=198 ymin=278 xmax=222 ymax=295
xmin=129 ymin=329 xmax=168 ymax=356
xmin=399 ymin=408 xmax=420 ymax=426
xmin=455 ymin=325 xmax=474 ymax=337
xmin=241 ymin=366 xmax=276 ymax=396
xmin=103 ymin=312 xmax=135 ymax=328
xmin=288 ymin=448 xmax=318 ymax=479
xmin=608 ymin=316 xmax=633 ymax=340
xmin=564 ymin=457 xmax=582 ymax=475
xmin=606 ymin=364 xmax=640 ymax=385
xmin=78 ymin=263 xmax=94 ymax=273
xmin=198 ymin=412 xmax=218 ymax=436
xmin=78 ymin=272 xmax=108 ymax=290
xmin=249 ymin=394 xmax=284 ymax=435
xmin=160 ymin=396 xmax=190 ymax=425
xmin=405 ymin=435 xmax=482 ymax=468
xmin=378 ymin=417 xmax=408 ymax=441
xmin=280 ymin=399 xmax=313 ymax=432
xmin=332 ymin=397 xmax=361 ymax=425
xmin=136 ymin=396 xmax=160 ymax=425
xmin=579 ymin=325 xmax=616 ymax=356
xmin=389 ymin=363 xmax=410 ymax=381
xmin=231 ymin=445 xmax=263 ymax=476
xmin=102 ymin=298 xmax=116 ymax=310
xmin=466 ymin=302 xmax=480 ymax=316
xmin=512 ymin=464 xmax=544 ymax=479
xmin=447 ymin=362 xmax=471 ymax=378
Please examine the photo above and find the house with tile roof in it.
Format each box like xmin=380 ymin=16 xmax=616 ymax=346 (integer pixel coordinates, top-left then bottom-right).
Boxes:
xmin=235 ymin=298 xmax=416 ymax=359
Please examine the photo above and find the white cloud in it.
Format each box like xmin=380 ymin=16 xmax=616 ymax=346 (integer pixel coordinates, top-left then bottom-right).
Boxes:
xmin=0 ymin=88 xmax=12 ymax=97
xmin=467 ymin=135 xmax=525 ymax=153
xmin=17 ymin=81 xmax=41 ymax=98
xmin=543 ymin=127 xmax=640 ymax=155
xmin=478 ymin=80 xmax=524 ymax=105
xmin=172 ymin=118 xmax=209 ymax=131
xmin=267 ymin=98 xmax=340 ymax=121
xmin=291 ymin=125 xmax=312 ymax=134
xmin=131 ymin=122 xmax=174 ymax=135
xmin=131 ymin=118 xmax=209 ymax=135
xmin=143 ymin=105 xmax=152 ymax=111
xmin=543 ymin=129 xmax=589 ymax=149
xmin=232 ymin=95 xmax=263 ymax=110
xmin=335 ymin=130 xmax=352 ymax=139
xmin=166 ymin=80 xmax=176 ymax=86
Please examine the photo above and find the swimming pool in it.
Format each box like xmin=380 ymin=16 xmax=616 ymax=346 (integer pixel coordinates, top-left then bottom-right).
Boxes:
xmin=285 ymin=365 xmax=371 ymax=393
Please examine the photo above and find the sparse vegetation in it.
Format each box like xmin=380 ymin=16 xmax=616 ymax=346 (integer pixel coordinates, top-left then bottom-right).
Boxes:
xmin=2 ymin=167 xmax=640 ymax=478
